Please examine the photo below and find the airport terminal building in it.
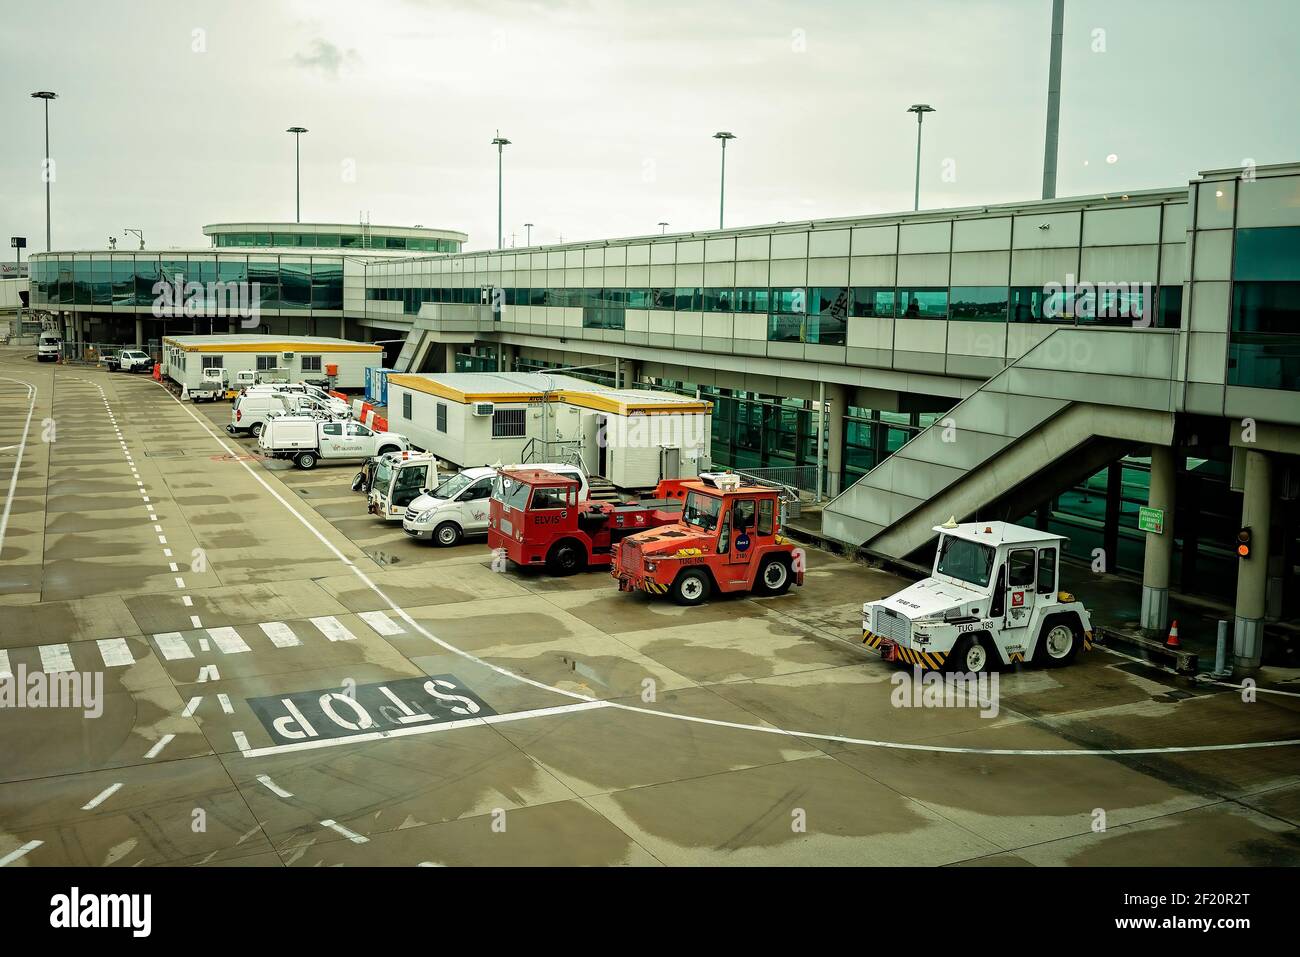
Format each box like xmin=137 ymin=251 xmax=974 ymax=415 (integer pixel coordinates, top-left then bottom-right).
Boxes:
xmin=26 ymin=162 xmax=1300 ymax=667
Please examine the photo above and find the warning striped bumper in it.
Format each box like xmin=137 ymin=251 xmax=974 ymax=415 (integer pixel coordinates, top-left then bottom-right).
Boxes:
xmin=862 ymin=630 xmax=947 ymax=670
xmin=618 ymin=575 xmax=669 ymax=595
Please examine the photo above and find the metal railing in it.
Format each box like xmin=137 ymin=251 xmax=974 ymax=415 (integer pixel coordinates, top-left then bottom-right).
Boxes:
xmin=729 ymin=465 xmax=820 ymax=502
xmin=518 ymin=438 xmax=589 ymax=476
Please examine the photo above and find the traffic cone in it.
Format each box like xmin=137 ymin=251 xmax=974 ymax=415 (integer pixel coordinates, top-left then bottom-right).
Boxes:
xmin=1165 ymin=619 xmax=1181 ymax=649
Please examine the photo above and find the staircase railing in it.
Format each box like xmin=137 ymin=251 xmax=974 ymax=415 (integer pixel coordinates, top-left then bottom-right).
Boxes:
xmin=518 ymin=438 xmax=589 ymax=476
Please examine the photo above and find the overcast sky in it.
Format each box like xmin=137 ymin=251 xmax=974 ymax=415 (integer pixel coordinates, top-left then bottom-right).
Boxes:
xmin=3 ymin=0 xmax=1299 ymax=254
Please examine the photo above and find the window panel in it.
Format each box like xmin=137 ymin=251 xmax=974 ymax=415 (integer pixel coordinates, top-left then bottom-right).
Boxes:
xmin=896 ymin=287 xmax=948 ymax=318
xmin=949 ymin=286 xmax=1009 ymax=321
xmin=850 ymin=287 xmax=895 ymax=318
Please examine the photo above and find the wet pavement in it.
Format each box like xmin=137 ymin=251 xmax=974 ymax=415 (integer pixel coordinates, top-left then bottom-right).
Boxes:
xmin=1 ymin=346 xmax=1298 ymax=867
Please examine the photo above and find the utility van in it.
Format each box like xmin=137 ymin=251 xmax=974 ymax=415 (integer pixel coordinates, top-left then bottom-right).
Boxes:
xmin=861 ymin=520 xmax=1094 ymax=673
xmin=229 ymin=391 xmax=343 ymax=437
xmin=258 ymin=416 xmax=409 ymax=470
xmin=36 ymin=333 xmax=61 ymax=362
xmin=403 ymin=464 xmax=588 ymax=547
xmin=241 ymin=382 xmax=349 ymax=416
xmin=366 ymin=451 xmax=447 ymax=521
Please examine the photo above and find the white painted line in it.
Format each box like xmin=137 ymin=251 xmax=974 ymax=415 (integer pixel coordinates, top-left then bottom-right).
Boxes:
xmin=257 ymin=775 xmax=293 ymax=799
xmin=182 ymin=596 xmax=193 ymax=607
xmin=38 ymin=643 xmax=74 ymax=674
xmin=0 ymin=649 xmax=9 ymax=679
xmin=144 ymin=734 xmax=175 ymax=759
xmin=320 ymin=820 xmax=369 ymax=844
xmin=310 ymin=616 xmax=356 ymax=642
xmin=0 ymin=378 xmax=36 ymax=564
xmin=189 ymin=615 xmax=202 ymax=628
xmin=358 ymin=610 xmax=405 ymax=636
xmin=259 ymin=621 xmax=301 ymax=648
xmin=198 ymin=638 xmax=210 ymax=652
xmin=169 ymin=562 xmax=179 ymax=572
xmin=207 ymin=627 xmax=251 ymax=655
xmin=143 ymin=496 xmax=150 ymax=503
xmin=81 ymin=782 xmax=123 ymax=811
xmin=96 ymin=638 xmax=134 ymax=668
xmin=217 ymin=693 xmax=233 ymax=714
xmin=157 ymin=535 xmax=167 ymax=544
xmin=174 ymin=577 xmax=185 ymax=588
xmin=153 ymin=632 xmax=193 ymax=661
xmin=182 ymin=696 xmax=202 ymax=717
xmin=163 ymin=548 xmax=172 ymax=557
xmin=153 ymin=524 xmax=162 ymax=532
xmin=232 ymin=730 xmax=251 ymax=751
xmin=0 ymin=840 xmax=42 ymax=867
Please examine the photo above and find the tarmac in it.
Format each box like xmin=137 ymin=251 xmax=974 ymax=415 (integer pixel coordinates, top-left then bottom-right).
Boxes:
xmin=1 ymin=346 xmax=1298 ymax=867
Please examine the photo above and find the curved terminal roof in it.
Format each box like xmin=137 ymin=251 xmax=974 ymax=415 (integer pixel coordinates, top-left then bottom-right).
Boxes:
xmin=387 ymin=372 xmax=712 ymax=416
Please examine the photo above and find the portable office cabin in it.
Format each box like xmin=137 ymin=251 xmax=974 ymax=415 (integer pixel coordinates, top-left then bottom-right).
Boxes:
xmin=385 ymin=372 xmax=712 ymax=488
xmin=161 ymin=334 xmax=383 ymax=391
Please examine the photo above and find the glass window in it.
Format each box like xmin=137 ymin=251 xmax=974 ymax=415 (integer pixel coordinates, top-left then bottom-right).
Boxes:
xmin=767 ymin=314 xmax=805 ymax=342
xmin=247 ymin=260 xmax=280 ymax=308
xmin=1157 ymin=285 xmax=1183 ymax=329
xmin=279 ymin=260 xmax=311 ymax=309
xmin=133 ymin=257 xmax=160 ymax=306
xmin=1233 ymin=226 xmax=1300 ymax=281
xmin=935 ymin=535 xmax=995 ymax=587
xmin=770 ymin=287 xmax=806 ymax=315
xmin=700 ymin=287 xmax=732 ymax=312
xmin=1231 ymin=281 xmax=1300 ymax=335
xmin=1009 ymin=548 xmax=1036 ymax=587
xmin=758 ymin=498 xmax=774 ymax=535
xmin=733 ymin=498 xmax=756 ymax=532
xmin=436 ymin=402 xmax=447 ymax=432
xmin=255 ymin=355 xmax=276 ymax=371
xmin=850 ymin=287 xmax=895 ymax=317
xmin=650 ymin=287 xmax=674 ymax=310
xmin=674 ymin=287 xmax=701 ymax=311
xmin=949 ymin=286 xmax=1009 ymax=321
xmin=201 ymin=355 xmax=223 ymax=369
xmin=733 ymin=287 xmax=770 ymax=313
xmin=1228 ymin=334 xmax=1300 ymax=391
xmin=625 ymin=288 xmax=650 ymax=309
xmin=1037 ymin=548 xmax=1057 ymax=593
xmin=492 ymin=407 xmax=525 ymax=438
xmin=682 ymin=491 xmax=721 ymax=531
xmin=323 ymin=423 xmax=342 ymax=436
xmin=301 ymin=355 xmax=322 ymax=372
xmin=896 ymin=287 xmax=948 ymax=319
xmin=808 ymin=287 xmax=847 ymax=316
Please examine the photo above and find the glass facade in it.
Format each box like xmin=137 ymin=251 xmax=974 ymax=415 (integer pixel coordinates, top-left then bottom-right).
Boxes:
xmin=29 ymin=255 xmax=344 ymax=310
xmin=1230 ymin=226 xmax=1300 ymax=391
xmin=212 ymin=231 xmax=460 ymax=253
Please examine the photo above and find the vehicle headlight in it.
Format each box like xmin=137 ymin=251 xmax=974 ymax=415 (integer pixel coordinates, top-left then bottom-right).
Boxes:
xmin=644 ymin=559 xmax=657 ymax=572
xmin=416 ymin=509 xmax=437 ymax=523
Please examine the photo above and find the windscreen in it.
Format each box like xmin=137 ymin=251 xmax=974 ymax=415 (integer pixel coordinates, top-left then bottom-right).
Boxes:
xmin=491 ymin=474 xmax=532 ymax=511
xmin=935 ymin=535 xmax=996 ymax=588
xmin=682 ymin=491 xmax=722 ymax=531
xmin=434 ymin=472 xmax=475 ymax=500
xmin=373 ymin=460 xmax=394 ymax=492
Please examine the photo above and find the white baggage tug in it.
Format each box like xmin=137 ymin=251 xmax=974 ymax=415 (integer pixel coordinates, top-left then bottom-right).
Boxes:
xmin=862 ymin=519 xmax=1094 ymax=673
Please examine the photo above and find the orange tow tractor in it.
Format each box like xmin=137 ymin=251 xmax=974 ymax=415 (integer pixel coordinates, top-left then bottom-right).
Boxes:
xmin=611 ymin=472 xmax=803 ymax=606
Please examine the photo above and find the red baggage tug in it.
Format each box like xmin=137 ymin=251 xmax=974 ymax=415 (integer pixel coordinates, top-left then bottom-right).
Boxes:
xmin=487 ymin=467 xmax=689 ymax=575
xmin=612 ymin=472 xmax=804 ymax=605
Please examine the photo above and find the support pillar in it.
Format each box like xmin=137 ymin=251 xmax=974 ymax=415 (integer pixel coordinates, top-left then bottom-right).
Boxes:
xmin=825 ymin=383 xmax=846 ymax=497
xmin=619 ymin=358 xmax=639 ymax=390
xmin=135 ymin=316 xmax=144 ymax=349
xmin=445 ymin=342 xmax=457 ymax=373
xmin=1233 ymin=450 xmax=1272 ymax=671
xmin=1140 ymin=444 xmax=1177 ymax=631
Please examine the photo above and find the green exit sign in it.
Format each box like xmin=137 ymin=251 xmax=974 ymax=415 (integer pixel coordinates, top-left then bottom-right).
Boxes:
xmin=1139 ymin=506 xmax=1165 ymax=534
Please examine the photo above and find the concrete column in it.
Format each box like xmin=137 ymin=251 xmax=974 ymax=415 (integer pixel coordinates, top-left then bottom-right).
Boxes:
xmin=619 ymin=358 xmax=639 ymax=390
xmin=445 ymin=342 xmax=457 ymax=373
xmin=826 ymin=383 xmax=846 ymax=497
xmin=135 ymin=317 xmax=143 ymax=349
xmin=1140 ymin=444 xmax=1177 ymax=631
xmin=1234 ymin=450 xmax=1272 ymax=671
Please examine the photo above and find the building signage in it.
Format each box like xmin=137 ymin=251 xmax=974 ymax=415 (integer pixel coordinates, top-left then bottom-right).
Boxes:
xmin=1138 ymin=506 xmax=1165 ymax=534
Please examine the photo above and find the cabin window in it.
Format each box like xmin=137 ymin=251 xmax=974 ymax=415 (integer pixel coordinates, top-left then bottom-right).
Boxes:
xmin=758 ymin=499 xmax=774 ymax=535
xmin=1037 ymin=548 xmax=1057 ymax=594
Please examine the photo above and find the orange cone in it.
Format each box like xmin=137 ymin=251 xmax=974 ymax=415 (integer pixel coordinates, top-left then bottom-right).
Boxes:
xmin=1165 ymin=619 xmax=1181 ymax=648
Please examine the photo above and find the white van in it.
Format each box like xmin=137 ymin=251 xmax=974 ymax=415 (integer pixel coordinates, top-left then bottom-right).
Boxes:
xmin=37 ymin=333 xmax=61 ymax=362
xmin=229 ymin=391 xmax=341 ymax=437
xmin=242 ymin=383 xmax=349 ymax=417
xmin=402 ymin=464 xmax=589 ymax=547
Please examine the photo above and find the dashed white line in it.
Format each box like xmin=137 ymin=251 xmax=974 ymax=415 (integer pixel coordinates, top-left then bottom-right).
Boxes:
xmin=320 ymin=820 xmax=368 ymax=844
xmin=257 ymin=775 xmax=294 ymax=799
xmin=181 ymin=695 xmax=202 ymax=717
xmin=0 ymin=840 xmax=42 ymax=867
xmin=38 ymin=643 xmax=74 ymax=674
xmin=189 ymin=615 xmax=202 ymax=629
xmin=80 ymin=782 xmax=123 ymax=810
xmin=207 ymin=627 xmax=250 ymax=655
xmin=0 ymin=649 xmax=10 ymax=679
xmin=358 ymin=610 xmax=405 ymax=636
xmin=95 ymin=638 xmax=134 ymax=668
xmin=153 ymin=632 xmax=193 ymax=661
xmin=259 ymin=621 xmax=301 ymax=648
xmin=310 ymin=616 xmax=356 ymax=642
xmin=143 ymin=734 xmax=175 ymax=759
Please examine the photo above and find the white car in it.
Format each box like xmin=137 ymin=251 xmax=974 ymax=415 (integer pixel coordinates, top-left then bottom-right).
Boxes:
xmin=36 ymin=333 xmax=61 ymax=362
xmin=117 ymin=349 xmax=153 ymax=373
xmin=403 ymin=464 xmax=588 ymax=546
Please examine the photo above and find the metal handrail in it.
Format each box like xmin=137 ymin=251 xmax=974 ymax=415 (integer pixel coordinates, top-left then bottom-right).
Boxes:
xmin=518 ymin=437 xmax=589 ymax=476
xmin=730 ymin=468 xmax=802 ymax=503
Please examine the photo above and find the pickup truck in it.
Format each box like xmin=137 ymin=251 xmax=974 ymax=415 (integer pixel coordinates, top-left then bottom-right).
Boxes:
xmin=116 ymin=349 xmax=154 ymax=373
xmin=258 ymin=415 xmax=410 ymax=470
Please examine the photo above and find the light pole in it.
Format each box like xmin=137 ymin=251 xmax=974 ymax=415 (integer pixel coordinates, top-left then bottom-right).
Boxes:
xmin=31 ymin=91 xmax=57 ymax=252
xmin=492 ymin=131 xmax=511 ymax=250
xmin=524 ymin=222 xmax=534 ymax=246
xmin=712 ymin=132 xmax=736 ymax=229
xmin=286 ymin=127 xmax=308 ymax=223
xmin=1042 ymin=0 xmax=1065 ymax=199
xmin=906 ymin=104 xmax=935 ymax=211
xmin=659 ymin=221 xmax=669 ymax=234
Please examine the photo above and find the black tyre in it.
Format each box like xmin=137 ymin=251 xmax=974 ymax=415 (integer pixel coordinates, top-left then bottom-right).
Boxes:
xmin=377 ymin=445 xmax=399 ymax=457
xmin=434 ymin=522 xmax=463 ymax=547
xmin=545 ymin=540 xmax=585 ymax=575
xmin=296 ymin=451 xmax=317 ymax=470
xmin=946 ymin=634 xmax=995 ymax=674
xmin=249 ymin=422 xmax=264 ymax=438
xmin=669 ymin=568 xmax=711 ymax=606
xmin=351 ymin=471 xmax=366 ymax=492
xmin=754 ymin=556 xmax=793 ymax=596
xmin=1036 ymin=616 xmax=1080 ymax=668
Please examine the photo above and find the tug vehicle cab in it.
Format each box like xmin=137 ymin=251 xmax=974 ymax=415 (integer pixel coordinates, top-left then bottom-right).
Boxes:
xmin=487 ymin=467 xmax=687 ymax=574
xmin=611 ymin=472 xmax=803 ymax=605
xmin=366 ymin=451 xmax=444 ymax=521
xmin=861 ymin=519 xmax=1094 ymax=673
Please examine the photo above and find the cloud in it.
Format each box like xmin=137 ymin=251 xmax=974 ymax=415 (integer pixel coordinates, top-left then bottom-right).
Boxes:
xmin=292 ymin=38 xmax=361 ymax=78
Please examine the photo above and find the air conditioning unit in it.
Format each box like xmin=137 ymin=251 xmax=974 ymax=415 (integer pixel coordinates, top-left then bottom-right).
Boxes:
xmin=281 ymin=351 xmax=295 ymax=361
xmin=472 ymin=402 xmax=495 ymax=417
